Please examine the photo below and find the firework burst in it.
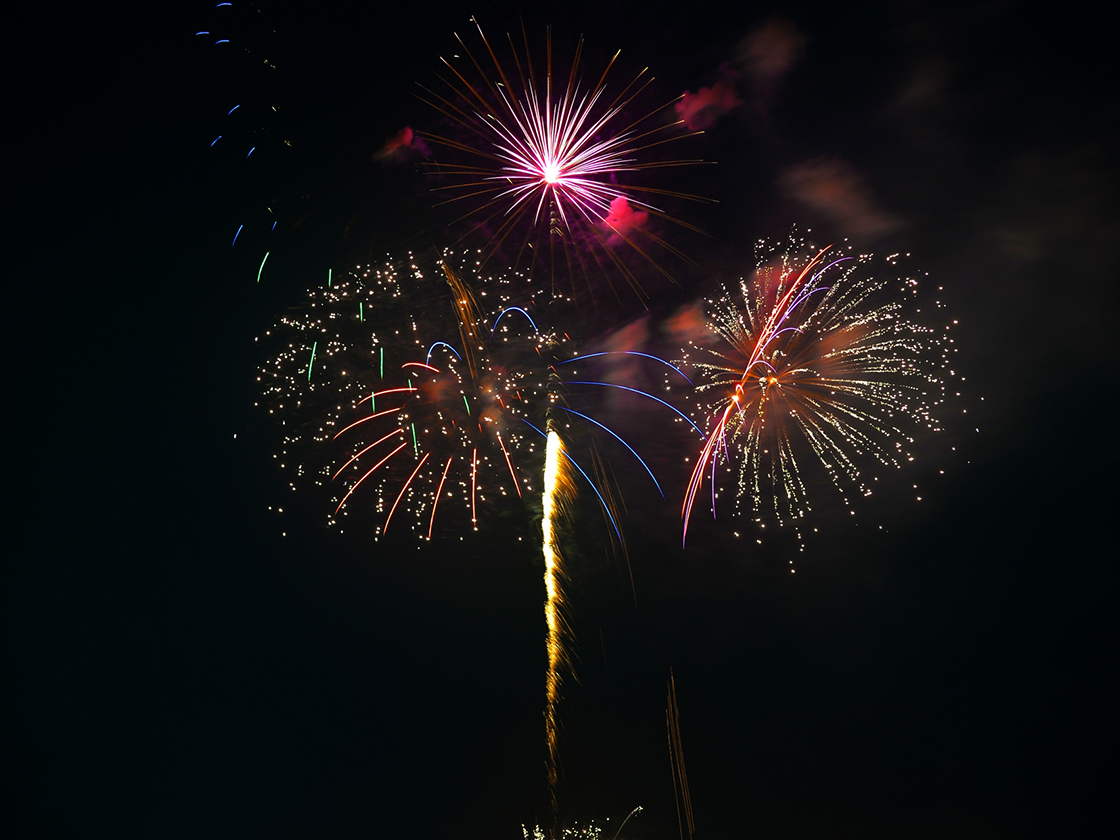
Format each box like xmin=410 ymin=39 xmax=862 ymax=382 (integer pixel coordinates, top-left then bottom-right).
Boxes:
xmin=680 ymin=235 xmax=956 ymax=548
xmin=418 ymin=18 xmax=709 ymax=303
xmin=330 ymin=265 xmax=554 ymax=540
xmin=256 ymin=249 xmax=559 ymax=540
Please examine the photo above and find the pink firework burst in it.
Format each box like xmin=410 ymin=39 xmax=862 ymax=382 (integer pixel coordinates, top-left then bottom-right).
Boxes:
xmin=417 ymin=18 xmax=709 ymax=302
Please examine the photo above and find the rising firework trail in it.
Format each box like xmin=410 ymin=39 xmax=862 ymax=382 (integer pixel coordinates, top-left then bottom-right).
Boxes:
xmin=526 ymin=348 xmax=695 ymax=817
xmin=417 ymin=18 xmax=711 ymax=303
xmin=541 ymin=423 xmax=573 ymax=816
xmin=681 ymin=235 xmax=956 ymax=550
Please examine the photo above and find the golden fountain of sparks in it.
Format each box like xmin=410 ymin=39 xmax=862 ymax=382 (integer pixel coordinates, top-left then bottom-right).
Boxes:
xmin=541 ymin=423 xmax=573 ymax=813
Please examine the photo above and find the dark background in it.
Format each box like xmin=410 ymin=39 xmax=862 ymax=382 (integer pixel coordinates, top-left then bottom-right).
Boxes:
xmin=19 ymin=1 xmax=1117 ymax=837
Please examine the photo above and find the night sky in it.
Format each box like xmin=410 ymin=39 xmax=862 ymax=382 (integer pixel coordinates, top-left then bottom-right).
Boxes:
xmin=20 ymin=1 xmax=1117 ymax=837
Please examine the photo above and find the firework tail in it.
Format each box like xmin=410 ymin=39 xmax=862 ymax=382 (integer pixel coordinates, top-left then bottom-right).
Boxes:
xmin=541 ymin=419 xmax=572 ymax=817
xmin=440 ymin=261 xmax=484 ymax=382
xmin=667 ymin=671 xmax=695 ymax=840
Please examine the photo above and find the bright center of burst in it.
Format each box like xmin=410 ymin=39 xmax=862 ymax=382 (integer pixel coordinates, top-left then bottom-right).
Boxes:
xmin=542 ymin=163 xmax=562 ymax=184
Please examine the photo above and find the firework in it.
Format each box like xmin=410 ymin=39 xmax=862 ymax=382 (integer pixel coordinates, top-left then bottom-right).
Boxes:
xmin=193 ymin=0 xmax=305 ymax=266
xmin=541 ymin=425 xmax=574 ymax=812
xmin=331 ymin=267 xmax=550 ymax=541
xmin=258 ymin=249 xmax=694 ymax=816
xmin=524 ymin=354 xmax=693 ymax=814
xmin=256 ymin=246 xmax=688 ymax=540
xmin=256 ymin=248 xmax=559 ymax=540
xmin=418 ymin=18 xmax=708 ymax=302
xmin=680 ymin=235 xmax=954 ymax=547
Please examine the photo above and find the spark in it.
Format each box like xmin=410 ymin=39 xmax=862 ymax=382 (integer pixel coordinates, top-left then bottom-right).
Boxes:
xmin=554 ymin=406 xmax=663 ymax=497
xmin=489 ymin=306 xmax=540 ymax=343
xmin=331 ymin=428 xmax=405 ymax=480
xmin=332 ymin=442 xmax=409 ymax=516
xmin=556 ymin=350 xmax=694 ymax=384
xmin=564 ymin=380 xmax=704 ymax=436
xmin=425 ymin=341 xmax=462 ymax=366
xmin=332 ymin=406 xmax=405 ymax=440
xmin=470 ymin=447 xmax=478 ymax=529
xmin=428 ymin=456 xmax=454 ymax=540
xmin=523 ymin=418 xmax=623 ymax=544
xmin=384 ymin=453 xmax=431 ymax=533
xmin=667 ymin=672 xmax=695 ymax=840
